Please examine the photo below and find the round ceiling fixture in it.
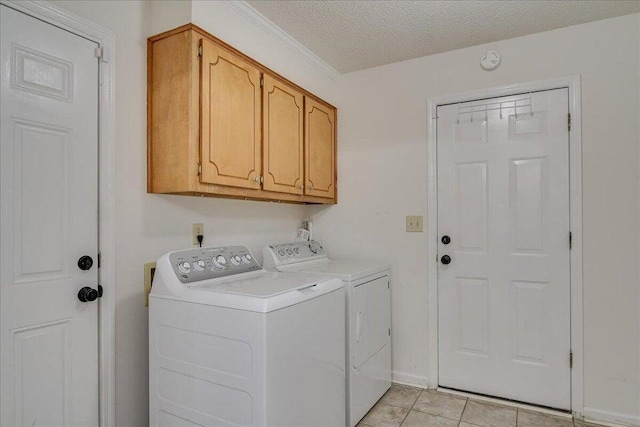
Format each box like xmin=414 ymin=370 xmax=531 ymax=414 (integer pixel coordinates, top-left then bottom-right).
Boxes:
xmin=480 ymin=50 xmax=501 ymax=71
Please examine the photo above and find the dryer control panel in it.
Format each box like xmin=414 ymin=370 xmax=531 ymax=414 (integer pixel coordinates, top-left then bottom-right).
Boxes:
xmin=263 ymin=241 xmax=327 ymax=270
xmin=169 ymin=246 xmax=262 ymax=284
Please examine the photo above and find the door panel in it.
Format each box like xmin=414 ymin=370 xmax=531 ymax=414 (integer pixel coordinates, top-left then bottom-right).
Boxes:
xmin=1 ymin=5 xmax=100 ymax=425
xmin=437 ymin=89 xmax=571 ymax=409
xmin=304 ymin=97 xmax=335 ymax=198
xmin=200 ymin=39 xmax=261 ymax=189
xmin=352 ymin=276 xmax=390 ymax=369
xmin=262 ymin=74 xmax=304 ymax=194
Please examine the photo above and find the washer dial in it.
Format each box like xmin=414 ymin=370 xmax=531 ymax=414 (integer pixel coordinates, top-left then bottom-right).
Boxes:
xmin=178 ymin=261 xmax=191 ymax=274
xmin=211 ymin=255 xmax=227 ymax=270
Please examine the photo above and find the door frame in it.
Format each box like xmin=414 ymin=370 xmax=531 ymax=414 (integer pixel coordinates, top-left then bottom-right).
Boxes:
xmin=426 ymin=76 xmax=583 ymax=416
xmin=0 ymin=1 xmax=117 ymax=425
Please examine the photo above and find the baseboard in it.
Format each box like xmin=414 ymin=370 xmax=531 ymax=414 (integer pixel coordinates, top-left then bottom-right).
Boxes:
xmin=391 ymin=371 xmax=429 ymax=388
xmin=582 ymin=407 xmax=640 ymax=427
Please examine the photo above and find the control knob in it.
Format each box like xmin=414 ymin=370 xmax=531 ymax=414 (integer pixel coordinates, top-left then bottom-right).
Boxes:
xmin=211 ymin=255 xmax=227 ymax=270
xmin=178 ymin=261 xmax=191 ymax=274
xmin=242 ymin=254 xmax=252 ymax=264
xmin=193 ymin=259 xmax=206 ymax=271
xmin=231 ymin=255 xmax=241 ymax=265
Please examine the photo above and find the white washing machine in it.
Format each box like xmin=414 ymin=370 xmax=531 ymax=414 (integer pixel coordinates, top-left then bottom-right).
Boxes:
xmin=149 ymin=245 xmax=346 ymax=427
xmin=263 ymin=241 xmax=391 ymax=427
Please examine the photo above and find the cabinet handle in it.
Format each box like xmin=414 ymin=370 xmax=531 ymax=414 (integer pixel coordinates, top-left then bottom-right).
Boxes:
xmin=253 ymin=176 xmax=263 ymax=184
xmin=299 ymin=185 xmax=304 ymax=190
xmin=308 ymin=184 xmax=314 ymax=190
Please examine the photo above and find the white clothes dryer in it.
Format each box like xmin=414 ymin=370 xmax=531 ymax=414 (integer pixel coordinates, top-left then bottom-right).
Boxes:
xmin=149 ymin=245 xmax=345 ymax=427
xmin=263 ymin=241 xmax=391 ymax=427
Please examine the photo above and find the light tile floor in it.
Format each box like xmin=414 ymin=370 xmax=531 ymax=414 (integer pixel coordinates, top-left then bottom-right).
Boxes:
xmin=357 ymin=384 xmax=605 ymax=427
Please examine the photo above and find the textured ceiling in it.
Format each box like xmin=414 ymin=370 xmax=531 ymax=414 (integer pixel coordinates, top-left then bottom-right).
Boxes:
xmin=246 ymin=0 xmax=640 ymax=73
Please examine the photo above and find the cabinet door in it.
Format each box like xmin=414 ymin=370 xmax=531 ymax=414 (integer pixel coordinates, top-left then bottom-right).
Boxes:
xmin=200 ymin=39 xmax=261 ymax=189
xmin=262 ymin=75 xmax=304 ymax=194
xmin=305 ymin=97 xmax=336 ymax=199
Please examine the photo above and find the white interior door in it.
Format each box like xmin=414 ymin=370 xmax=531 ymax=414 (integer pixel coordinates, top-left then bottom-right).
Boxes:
xmin=437 ymin=89 xmax=571 ymax=409
xmin=0 ymin=5 xmax=100 ymax=426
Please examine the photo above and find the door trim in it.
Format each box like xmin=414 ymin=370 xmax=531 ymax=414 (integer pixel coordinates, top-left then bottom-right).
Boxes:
xmin=0 ymin=1 xmax=117 ymax=425
xmin=426 ymin=76 xmax=583 ymax=416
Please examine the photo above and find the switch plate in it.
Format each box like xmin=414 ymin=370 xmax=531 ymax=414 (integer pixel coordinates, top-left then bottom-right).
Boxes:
xmin=406 ymin=215 xmax=424 ymax=232
xmin=144 ymin=262 xmax=156 ymax=306
xmin=192 ymin=223 xmax=204 ymax=246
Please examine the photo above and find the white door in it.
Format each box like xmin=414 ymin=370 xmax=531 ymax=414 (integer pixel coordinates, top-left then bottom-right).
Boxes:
xmin=437 ymin=89 xmax=571 ymax=409
xmin=0 ymin=5 xmax=100 ymax=426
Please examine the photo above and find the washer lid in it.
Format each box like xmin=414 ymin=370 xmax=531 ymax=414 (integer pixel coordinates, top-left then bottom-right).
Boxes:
xmin=199 ymin=271 xmax=328 ymax=297
xmin=178 ymin=271 xmax=344 ymax=313
xmin=278 ymin=259 xmax=389 ymax=282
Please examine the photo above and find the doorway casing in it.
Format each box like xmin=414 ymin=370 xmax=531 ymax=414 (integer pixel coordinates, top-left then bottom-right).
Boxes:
xmin=0 ymin=0 xmax=117 ymax=425
xmin=425 ymin=75 xmax=583 ymax=417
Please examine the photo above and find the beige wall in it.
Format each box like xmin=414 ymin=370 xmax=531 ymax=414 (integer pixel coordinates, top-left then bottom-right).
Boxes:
xmin=50 ymin=1 xmax=337 ymax=425
xmin=310 ymin=12 xmax=640 ymax=424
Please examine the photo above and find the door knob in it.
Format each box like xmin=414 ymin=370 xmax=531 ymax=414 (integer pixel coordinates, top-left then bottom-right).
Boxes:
xmin=440 ymin=255 xmax=451 ymax=265
xmin=77 ymin=255 xmax=93 ymax=271
xmin=441 ymin=235 xmax=451 ymax=245
xmin=78 ymin=286 xmax=99 ymax=302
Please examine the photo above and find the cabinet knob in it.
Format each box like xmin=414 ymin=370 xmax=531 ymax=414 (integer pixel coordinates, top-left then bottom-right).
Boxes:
xmin=253 ymin=176 xmax=263 ymax=184
xmin=308 ymin=184 xmax=314 ymax=190
xmin=299 ymin=185 xmax=304 ymax=190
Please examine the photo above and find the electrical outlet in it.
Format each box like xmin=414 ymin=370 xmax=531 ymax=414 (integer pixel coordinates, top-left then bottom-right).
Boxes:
xmin=144 ymin=262 xmax=156 ymax=306
xmin=406 ymin=215 xmax=424 ymax=232
xmin=192 ymin=223 xmax=204 ymax=246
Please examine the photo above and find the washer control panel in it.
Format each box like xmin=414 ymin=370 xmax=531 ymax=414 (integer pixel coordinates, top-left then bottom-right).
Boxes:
xmin=169 ymin=246 xmax=261 ymax=284
xmin=269 ymin=241 xmax=326 ymax=263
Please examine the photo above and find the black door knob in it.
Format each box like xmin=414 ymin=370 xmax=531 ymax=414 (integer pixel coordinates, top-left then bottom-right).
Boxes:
xmin=78 ymin=286 xmax=99 ymax=302
xmin=441 ymin=235 xmax=451 ymax=245
xmin=441 ymin=255 xmax=451 ymax=265
xmin=78 ymin=255 xmax=94 ymax=271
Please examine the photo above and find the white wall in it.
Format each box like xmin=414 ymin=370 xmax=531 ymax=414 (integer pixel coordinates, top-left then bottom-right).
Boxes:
xmin=50 ymin=1 xmax=337 ymax=425
xmin=310 ymin=13 xmax=640 ymax=424
xmin=40 ymin=1 xmax=640 ymax=424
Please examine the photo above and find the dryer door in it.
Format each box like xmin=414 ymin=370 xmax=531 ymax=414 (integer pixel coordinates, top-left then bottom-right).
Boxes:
xmin=352 ymin=276 xmax=390 ymax=368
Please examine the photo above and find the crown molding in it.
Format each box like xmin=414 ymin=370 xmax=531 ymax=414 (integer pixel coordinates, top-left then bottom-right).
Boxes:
xmin=222 ymin=0 xmax=341 ymax=81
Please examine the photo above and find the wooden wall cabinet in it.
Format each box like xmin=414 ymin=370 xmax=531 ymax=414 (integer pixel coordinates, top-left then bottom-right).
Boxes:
xmin=147 ymin=24 xmax=337 ymax=204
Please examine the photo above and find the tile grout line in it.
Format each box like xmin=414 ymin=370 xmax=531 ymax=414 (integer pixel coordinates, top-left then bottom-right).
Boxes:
xmin=398 ymin=388 xmax=421 ymax=427
xmin=458 ymin=396 xmax=469 ymax=427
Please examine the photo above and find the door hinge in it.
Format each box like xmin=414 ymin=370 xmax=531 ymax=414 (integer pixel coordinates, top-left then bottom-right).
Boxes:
xmin=197 ymin=163 xmax=202 ymax=176
xmin=569 ymin=350 xmax=573 ymax=368
xmin=197 ymin=45 xmax=203 ymax=57
xmin=569 ymin=231 xmax=572 ymax=249
xmin=94 ymin=47 xmax=102 ymax=59
xmin=568 ymin=113 xmax=571 ymax=131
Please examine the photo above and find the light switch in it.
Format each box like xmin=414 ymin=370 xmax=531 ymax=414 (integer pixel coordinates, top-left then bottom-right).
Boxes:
xmin=406 ymin=216 xmax=424 ymax=232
